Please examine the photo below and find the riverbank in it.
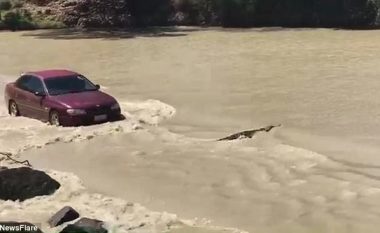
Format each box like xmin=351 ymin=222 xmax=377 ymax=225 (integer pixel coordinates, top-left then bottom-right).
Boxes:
xmin=1 ymin=0 xmax=380 ymax=31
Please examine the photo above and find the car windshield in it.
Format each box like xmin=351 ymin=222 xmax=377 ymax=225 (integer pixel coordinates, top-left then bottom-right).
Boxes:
xmin=44 ymin=75 xmax=98 ymax=96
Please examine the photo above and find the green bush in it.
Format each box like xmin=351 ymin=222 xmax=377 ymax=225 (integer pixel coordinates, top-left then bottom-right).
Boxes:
xmin=2 ymin=0 xmax=377 ymax=29
xmin=217 ymin=0 xmax=256 ymax=27
xmin=25 ymin=0 xmax=50 ymax=6
xmin=208 ymin=0 xmax=379 ymax=27
xmin=12 ymin=0 xmax=24 ymax=8
xmin=34 ymin=18 xmax=65 ymax=28
xmin=2 ymin=10 xmax=34 ymax=30
xmin=0 ymin=0 xmax=12 ymax=11
xmin=171 ymin=0 xmax=220 ymax=25
xmin=127 ymin=0 xmax=173 ymax=26
xmin=3 ymin=11 xmax=19 ymax=28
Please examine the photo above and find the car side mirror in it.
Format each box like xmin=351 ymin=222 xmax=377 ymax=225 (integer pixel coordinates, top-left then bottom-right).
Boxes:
xmin=34 ymin=91 xmax=46 ymax=97
xmin=95 ymin=84 xmax=100 ymax=90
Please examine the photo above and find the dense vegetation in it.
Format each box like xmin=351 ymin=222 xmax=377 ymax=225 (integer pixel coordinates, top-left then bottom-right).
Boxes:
xmin=0 ymin=0 xmax=63 ymax=30
xmin=153 ymin=0 xmax=380 ymax=27
xmin=217 ymin=0 xmax=379 ymax=27
xmin=0 ymin=0 xmax=380 ymax=30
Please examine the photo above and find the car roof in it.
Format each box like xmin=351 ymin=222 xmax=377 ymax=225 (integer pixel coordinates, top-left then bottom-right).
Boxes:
xmin=24 ymin=69 xmax=79 ymax=80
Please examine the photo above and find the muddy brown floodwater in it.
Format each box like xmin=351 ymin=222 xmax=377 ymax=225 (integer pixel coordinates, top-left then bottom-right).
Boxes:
xmin=2 ymin=27 xmax=380 ymax=233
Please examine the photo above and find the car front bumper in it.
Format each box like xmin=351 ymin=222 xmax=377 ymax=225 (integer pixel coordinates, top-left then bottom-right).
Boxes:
xmin=59 ymin=109 xmax=122 ymax=126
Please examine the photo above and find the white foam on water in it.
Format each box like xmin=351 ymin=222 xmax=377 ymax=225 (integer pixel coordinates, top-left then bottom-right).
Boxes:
xmin=0 ymin=75 xmax=13 ymax=117
xmin=120 ymin=100 xmax=176 ymax=125
xmin=15 ymin=123 xmax=380 ymax=233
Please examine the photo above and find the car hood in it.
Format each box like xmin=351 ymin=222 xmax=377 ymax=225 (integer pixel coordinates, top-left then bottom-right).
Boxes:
xmin=50 ymin=91 xmax=117 ymax=109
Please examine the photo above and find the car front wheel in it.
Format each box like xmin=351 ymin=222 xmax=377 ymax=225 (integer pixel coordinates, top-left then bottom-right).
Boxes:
xmin=49 ymin=111 xmax=60 ymax=126
xmin=9 ymin=100 xmax=19 ymax=117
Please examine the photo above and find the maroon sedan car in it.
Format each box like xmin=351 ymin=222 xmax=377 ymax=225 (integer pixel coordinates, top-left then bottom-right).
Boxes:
xmin=4 ymin=69 xmax=121 ymax=126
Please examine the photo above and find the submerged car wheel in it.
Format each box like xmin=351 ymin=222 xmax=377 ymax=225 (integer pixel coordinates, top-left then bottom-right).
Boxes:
xmin=49 ymin=111 xmax=60 ymax=126
xmin=8 ymin=101 xmax=19 ymax=117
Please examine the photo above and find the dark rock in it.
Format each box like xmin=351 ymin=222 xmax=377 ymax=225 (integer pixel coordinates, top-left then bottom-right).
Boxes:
xmin=0 ymin=222 xmax=43 ymax=233
xmin=48 ymin=206 xmax=80 ymax=227
xmin=0 ymin=167 xmax=60 ymax=201
xmin=0 ymin=167 xmax=7 ymax=172
xmin=60 ymin=218 xmax=107 ymax=233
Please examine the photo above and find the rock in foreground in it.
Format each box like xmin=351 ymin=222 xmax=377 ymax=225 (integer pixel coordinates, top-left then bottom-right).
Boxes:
xmin=0 ymin=222 xmax=43 ymax=233
xmin=48 ymin=206 xmax=80 ymax=227
xmin=60 ymin=218 xmax=107 ymax=233
xmin=0 ymin=167 xmax=60 ymax=201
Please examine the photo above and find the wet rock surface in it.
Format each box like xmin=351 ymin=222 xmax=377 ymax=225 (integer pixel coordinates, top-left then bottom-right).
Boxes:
xmin=0 ymin=167 xmax=60 ymax=201
xmin=59 ymin=218 xmax=107 ymax=233
xmin=217 ymin=125 xmax=281 ymax=141
xmin=48 ymin=206 xmax=80 ymax=227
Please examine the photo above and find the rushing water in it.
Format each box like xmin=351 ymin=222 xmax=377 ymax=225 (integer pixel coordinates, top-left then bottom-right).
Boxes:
xmin=2 ymin=27 xmax=380 ymax=232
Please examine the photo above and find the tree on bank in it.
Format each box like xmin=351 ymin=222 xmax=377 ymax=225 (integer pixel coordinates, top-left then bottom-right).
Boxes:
xmin=127 ymin=0 xmax=172 ymax=26
xmin=60 ymin=0 xmax=380 ymax=28
xmin=215 ymin=0 xmax=379 ymax=27
xmin=313 ymin=0 xmax=378 ymax=27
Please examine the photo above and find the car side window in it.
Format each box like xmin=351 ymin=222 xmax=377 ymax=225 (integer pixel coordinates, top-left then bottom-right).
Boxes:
xmin=16 ymin=75 xmax=31 ymax=91
xmin=16 ymin=76 xmax=45 ymax=93
xmin=26 ymin=77 xmax=45 ymax=94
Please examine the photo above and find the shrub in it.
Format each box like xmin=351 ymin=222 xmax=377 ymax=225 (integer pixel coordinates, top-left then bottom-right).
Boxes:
xmin=2 ymin=10 xmax=34 ymax=30
xmin=34 ymin=18 xmax=65 ymax=29
xmin=211 ymin=0 xmax=379 ymax=27
xmin=0 ymin=0 xmax=12 ymax=11
xmin=8 ymin=0 xmax=377 ymax=29
xmin=127 ymin=0 xmax=173 ymax=26
xmin=171 ymin=0 xmax=220 ymax=25
xmin=3 ymin=11 xmax=19 ymax=28
xmin=12 ymin=0 xmax=24 ymax=8
xmin=217 ymin=0 xmax=257 ymax=27
xmin=67 ymin=0 xmax=131 ymax=27
xmin=25 ymin=0 xmax=51 ymax=6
